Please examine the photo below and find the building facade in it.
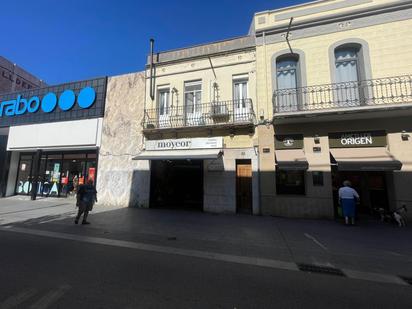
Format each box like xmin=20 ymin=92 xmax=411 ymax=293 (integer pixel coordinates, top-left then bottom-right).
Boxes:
xmin=253 ymin=0 xmax=412 ymax=218
xmin=0 ymin=77 xmax=106 ymax=198
xmin=0 ymin=56 xmax=46 ymax=196
xmin=0 ymin=56 xmax=46 ymax=94
xmin=135 ymin=37 xmax=260 ymax=214
xmin=1 ymin=0 xmax=411 ymax=221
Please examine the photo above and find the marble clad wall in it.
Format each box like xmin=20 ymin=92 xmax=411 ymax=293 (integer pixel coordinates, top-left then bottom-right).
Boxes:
xmin=96 ymin=72 xmax=150 ymax=207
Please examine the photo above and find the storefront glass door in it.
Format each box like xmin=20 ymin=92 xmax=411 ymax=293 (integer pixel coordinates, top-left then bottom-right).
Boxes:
xmin=15 ymin=154 xmax=34 ymax=195
xmin=40 ymin=154 xmax=62 ymax=197
xmin=15 ymin=151 xmax=98 ymax=198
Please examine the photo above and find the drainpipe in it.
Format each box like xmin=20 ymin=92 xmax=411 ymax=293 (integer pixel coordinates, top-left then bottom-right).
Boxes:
xmin=149 ymin=38 xmax=155 ymax=100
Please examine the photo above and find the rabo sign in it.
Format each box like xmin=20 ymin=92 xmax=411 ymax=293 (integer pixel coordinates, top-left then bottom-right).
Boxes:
xmin=0 ymin=86 xmax=96 ymax=117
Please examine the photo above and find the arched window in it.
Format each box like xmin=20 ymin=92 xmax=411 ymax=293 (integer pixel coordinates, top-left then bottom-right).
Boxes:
xmin=276 ymin=55 xmax=300 ymax=111
xmin=334 ymin=45 xmax=360 ymax=83
xmin=334 ymin=44 xmax=363 ymax=106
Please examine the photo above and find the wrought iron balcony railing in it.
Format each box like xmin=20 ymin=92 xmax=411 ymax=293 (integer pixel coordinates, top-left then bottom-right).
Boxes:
xmin=273 ymin=75 xmax=412 ymax=114
xmin=143 ymin=99 xmax=255 ymax=130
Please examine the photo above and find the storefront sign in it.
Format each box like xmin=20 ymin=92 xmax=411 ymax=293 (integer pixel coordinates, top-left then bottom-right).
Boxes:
xmin=0 ymin=77 xmax=106 ymax=128
xmin=0 ymin=87 xmax=96 ymax=118
xmin=145 ymin=137 xmax=223 ymax=151
xmin=1 ymin=70 xmax=34 ymax=90
xmin=275 ymin=134 xmax=303 ymax=149
xmin=329 ymin=131 xmax=386 ymax=148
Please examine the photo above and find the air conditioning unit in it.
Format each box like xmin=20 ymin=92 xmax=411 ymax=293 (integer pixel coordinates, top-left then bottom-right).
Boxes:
xmin=211 ymin=104 xmax=229 ymax=116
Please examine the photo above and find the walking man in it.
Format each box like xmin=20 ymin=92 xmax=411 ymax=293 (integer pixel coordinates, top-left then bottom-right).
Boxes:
xmin=338 ymin=180 xmax=360 ymax=226
xmin=75 ymin=179 xmax=97 ymax=225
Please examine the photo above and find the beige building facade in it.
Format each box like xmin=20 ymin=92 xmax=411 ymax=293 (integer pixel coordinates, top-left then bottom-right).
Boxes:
xmin=253 ymin=0 xmax=412 ymax=219
xmin=137 ymin=37 xmax=260 ymax=214
xmin=92 ymin=0 xmax=412 ymax=221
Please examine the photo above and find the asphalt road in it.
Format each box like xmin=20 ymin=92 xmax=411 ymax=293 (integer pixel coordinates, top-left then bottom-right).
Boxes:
xmin=1 ymin=230 xmax=411 ymax=309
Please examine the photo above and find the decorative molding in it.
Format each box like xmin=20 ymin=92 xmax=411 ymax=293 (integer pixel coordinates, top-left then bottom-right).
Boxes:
xmin=256 ymin=5 xmax=412 ymax=45
xmin=274 ymin=0 xmax=372 ymax=22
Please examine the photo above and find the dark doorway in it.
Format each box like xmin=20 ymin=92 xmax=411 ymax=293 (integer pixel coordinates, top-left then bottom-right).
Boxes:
xmin=236 ymin=159 xmax=252 ymax=214
xmin=332 ymin=170 xmax=389 ymax=216
xmin=150 ymin=160 xmax=203 ymax=210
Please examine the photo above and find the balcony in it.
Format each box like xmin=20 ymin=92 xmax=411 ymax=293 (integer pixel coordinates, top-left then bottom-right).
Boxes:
xmin=143 ymin=99 xmax=255 ymax=132
xmin=273 ymin=75 xmax=412 ymax=121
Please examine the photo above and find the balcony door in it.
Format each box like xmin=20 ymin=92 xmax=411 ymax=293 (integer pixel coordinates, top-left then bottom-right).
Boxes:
xmin=276 ymin=57 xmax=299 ymax=112
xmin=233 ymin=78 xmax=249 ymax=122
xmin=334 ymin=47 xmax=360 ymax=106
xmin=158 ymin=88 xmax=170 ymax=128
xmin=184 ymin=81 xmax=203 ymax=126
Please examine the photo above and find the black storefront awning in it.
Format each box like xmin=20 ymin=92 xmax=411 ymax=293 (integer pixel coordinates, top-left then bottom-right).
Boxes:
xmin=330 ymin=147 xmax=402 ymax=171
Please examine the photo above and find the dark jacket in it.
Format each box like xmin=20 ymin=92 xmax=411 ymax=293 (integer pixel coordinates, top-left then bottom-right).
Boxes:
xmin=76 ymin=184 xmax=97 ymax=210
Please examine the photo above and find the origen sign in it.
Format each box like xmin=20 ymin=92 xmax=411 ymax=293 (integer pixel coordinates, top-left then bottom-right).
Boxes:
xmin=340 ymin=133 xmax=372 ymax=146
xmin=329 ymin=131 xmax=386 ymax=148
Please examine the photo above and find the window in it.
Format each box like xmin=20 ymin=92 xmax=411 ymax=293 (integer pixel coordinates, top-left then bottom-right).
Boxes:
xmin=276 ymin=55 xmax=299 ymax=111
xmin=184 ymin=81 xmax=202 ymax=114
xmin=334 ymin=44 xmax=362 ymax=106
xmin=233 ymin=78 xmax=248 ymax=102
xmin=334 ymin=47 xmax=360 ymax=83
xmin=158 ymin=88 xmax=170 ymax=116
xmin=276 ymin=170 xmax=305 ymax=195
xmin=184 ymin=81 xmax=203 ymax=125
xmin=14 ymin=151 xmax=98 ymax=198
xmin=157 ymin=88 xmax=171 ymax=128
xmin=233 ymin=78 xmax=249 ymax=121
xmin=312 ymin=171 xmax=324 ymax=186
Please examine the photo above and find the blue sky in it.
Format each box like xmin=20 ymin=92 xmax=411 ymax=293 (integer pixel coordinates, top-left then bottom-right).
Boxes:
xmin=2 ymin=0 xmax=307 ymax=85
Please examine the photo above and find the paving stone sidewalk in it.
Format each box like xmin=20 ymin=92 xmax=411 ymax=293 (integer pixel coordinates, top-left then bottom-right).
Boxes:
xmin=1 ymin=199 xmax=411 ymax=281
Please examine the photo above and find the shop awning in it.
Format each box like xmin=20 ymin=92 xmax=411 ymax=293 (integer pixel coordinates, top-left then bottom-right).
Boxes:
xmin=275 ymin=149 xmax=309 ymax=170
xmin=330 ymin=147 xmax=402 ymax=171
xmin=133 ymin=149 xmax=223 ymax=160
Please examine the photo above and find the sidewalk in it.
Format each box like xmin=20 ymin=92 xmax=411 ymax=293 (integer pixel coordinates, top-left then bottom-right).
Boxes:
xmin=0 ymin=196 xmax=118 ymax=225
xmin=2 ymin=203 xmax=411 ymax=280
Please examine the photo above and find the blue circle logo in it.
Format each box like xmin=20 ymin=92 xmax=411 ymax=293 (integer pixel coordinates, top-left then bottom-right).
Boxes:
xmin=41 ymin=92 xmax=57 ymax=113
xmin=77 ymin=87 xmax=96 ymax=109
xmin=58 ymin=90 xmax=76 ymax=111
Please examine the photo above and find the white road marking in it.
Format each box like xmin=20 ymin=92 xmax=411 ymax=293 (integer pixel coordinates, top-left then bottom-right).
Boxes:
xmin=29 ymin=285 xmax=71 ymax=309
xmin=304 ymin=233 xmax=328 ymax=251
xmin=343 ymin=269 xmax=408 ymax=286
xmin=0 ymin=288 xmax=37 ymax=309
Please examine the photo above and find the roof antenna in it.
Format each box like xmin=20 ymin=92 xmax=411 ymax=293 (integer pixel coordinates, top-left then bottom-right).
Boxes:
xmin=285 ymin=17 xmax=294 ymax=54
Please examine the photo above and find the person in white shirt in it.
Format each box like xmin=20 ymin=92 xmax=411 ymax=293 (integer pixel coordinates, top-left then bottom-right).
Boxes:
xmin=338 ymin=180 xmax=360 ymax=225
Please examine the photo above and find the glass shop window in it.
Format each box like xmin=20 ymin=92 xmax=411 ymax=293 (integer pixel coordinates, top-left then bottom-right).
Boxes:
xmin=276 ymin=170 xmax=305 ymax=195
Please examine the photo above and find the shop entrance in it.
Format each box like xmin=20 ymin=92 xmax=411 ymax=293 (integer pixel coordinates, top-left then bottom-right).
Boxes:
xmin=332 ymin=170 xmax=389 ymax=216
xmin=15 ymin=151 xmax=97 ymax=198
xmin=150 ymin=160 xmax=203 ymax=210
